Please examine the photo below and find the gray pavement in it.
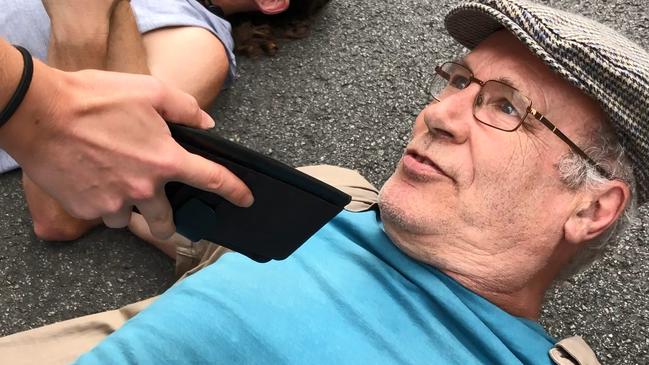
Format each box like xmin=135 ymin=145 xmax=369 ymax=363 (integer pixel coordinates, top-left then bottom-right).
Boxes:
xmin=1 ymin=0 xmax=647 ymax=363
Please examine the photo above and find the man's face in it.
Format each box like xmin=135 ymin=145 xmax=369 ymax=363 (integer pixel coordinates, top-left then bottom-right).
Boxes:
xmin=378 ymin=31 xmax=605 ymax=276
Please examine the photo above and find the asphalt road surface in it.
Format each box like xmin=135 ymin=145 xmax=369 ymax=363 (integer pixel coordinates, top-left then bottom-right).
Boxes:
xmin=0 ymin=0 xmax=647 ymax=363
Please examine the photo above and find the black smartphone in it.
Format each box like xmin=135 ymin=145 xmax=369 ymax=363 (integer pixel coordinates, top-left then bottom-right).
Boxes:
xmin=165 ymin=124 xmax=351 ymax=263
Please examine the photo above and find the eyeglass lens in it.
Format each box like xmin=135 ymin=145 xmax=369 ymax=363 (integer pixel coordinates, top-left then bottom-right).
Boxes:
xmin=429 ymin=62 xmax=532 ymax=131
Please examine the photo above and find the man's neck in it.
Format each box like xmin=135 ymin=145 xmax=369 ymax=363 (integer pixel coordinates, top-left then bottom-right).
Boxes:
xmin=443 ymin=269 xmax=548 ymax=319
xmin=382 ymin=223 xmax=567 ymax=320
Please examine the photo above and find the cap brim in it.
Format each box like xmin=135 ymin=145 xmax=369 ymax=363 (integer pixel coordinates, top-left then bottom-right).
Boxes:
xmin=445 ymin=8 xmax=505 ymax=50
xmin=443 ymin=1 xmax=649 ymax=205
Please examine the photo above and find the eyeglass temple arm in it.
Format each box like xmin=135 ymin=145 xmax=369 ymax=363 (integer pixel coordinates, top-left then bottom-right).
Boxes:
xmin=434 ymin=66 xmax=485 ymax=86
xmin=528 ymin=108 xmax=613 ymax=179
xmin=435 ymin=66 xmax=449 ymax=79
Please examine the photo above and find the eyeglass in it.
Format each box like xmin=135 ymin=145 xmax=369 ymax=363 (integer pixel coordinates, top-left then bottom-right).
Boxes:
xmin=428 ymin=61 xmax=612 ymax=179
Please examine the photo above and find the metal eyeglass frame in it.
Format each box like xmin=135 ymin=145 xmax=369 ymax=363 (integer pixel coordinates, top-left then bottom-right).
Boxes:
xmin=432 ymin=62 xmax=612 ymax=180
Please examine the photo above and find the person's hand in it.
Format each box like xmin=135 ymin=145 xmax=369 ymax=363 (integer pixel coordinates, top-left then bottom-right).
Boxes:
xmin=0 ymin=60 xmax=253 ymax=239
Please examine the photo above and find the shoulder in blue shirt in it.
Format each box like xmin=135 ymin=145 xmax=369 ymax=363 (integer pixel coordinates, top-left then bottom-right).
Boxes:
xmin=76 ymin=210 xmax=555 ymax=364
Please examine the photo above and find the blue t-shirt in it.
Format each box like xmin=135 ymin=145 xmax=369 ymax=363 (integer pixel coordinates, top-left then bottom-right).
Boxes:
xmin=75 ymin=210 xmax=555 ymax=364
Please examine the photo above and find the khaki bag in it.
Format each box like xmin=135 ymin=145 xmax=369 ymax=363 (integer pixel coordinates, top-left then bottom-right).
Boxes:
xmin=549 ymin=336 xmax=602 ymax=365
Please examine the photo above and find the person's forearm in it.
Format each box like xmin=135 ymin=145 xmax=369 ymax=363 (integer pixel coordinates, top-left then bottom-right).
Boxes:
xmin=21 ymin=0 xmax=149 ymax=241
xmin=0 ymin=62 xmax=252 ymax=238
xmin=0 ymin=38 xmax=64 ymax=157
xmin=0 ymin=39 xmax=26 ymax=118
xmin=106 ymin=0 xmax=149 ymax=74
xmin=0 ymin=1 xmax=251 ymax=239
xmin=43 ymin=0 xmax=123 ymax=70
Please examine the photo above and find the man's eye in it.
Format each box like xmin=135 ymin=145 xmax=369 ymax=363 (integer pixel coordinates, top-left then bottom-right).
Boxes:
xmin=498 ymin=100 xmax=520 ymax=117
xmin=449 ymin=75 xmax=470 ymax=89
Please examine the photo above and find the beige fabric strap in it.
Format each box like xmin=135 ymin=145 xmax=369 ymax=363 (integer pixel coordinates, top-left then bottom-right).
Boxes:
xmin=175 ymin=237 xmax=211 ymax=278
xmin=296 ymin=165 xmax=379 ymax=212
xmin=549 ymin=336 xmax=601 ymax=365
xmin=0 ymin=297 xmax=156 ymax=365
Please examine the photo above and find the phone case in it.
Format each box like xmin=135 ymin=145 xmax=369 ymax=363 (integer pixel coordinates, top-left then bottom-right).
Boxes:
xmin=166 ymin=124 xmax=351 ymax=263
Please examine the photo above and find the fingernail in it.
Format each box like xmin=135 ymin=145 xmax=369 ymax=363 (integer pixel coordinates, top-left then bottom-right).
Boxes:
xmin=241 ymin=193 xmax=254 ymax=207
xmin=204 ymin=112 xmax=216 ymax=128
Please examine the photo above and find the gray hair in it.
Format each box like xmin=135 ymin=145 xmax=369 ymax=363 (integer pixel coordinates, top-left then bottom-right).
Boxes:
xmin=555 ymin=124 xmax=638 ymax=281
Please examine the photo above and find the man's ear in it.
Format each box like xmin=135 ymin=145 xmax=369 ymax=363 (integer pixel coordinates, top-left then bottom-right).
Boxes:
xmin=564 ymin=181 xmax=630 ymax=244
xmin=254 ymin=0 xmax=290 ymax=14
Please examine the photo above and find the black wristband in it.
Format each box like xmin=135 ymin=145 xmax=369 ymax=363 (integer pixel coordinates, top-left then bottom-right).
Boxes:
xmin=0 ymin=45 xmax=34 ymax=128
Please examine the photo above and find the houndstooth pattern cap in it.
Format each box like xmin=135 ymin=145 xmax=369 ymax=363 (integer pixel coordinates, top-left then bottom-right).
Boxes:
xmin=444 ymin=0 xmax=649 ymax=204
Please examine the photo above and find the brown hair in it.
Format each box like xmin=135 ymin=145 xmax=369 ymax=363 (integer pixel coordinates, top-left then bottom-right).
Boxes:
xmin=227 ymin=0 xmax=331 ymax=57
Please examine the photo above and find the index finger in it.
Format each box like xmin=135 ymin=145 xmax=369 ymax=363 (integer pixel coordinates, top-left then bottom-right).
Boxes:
xmin=173 ymin=149 xmax=254 ymax=208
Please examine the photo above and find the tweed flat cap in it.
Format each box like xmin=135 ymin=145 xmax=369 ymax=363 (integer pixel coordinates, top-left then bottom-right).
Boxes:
xmin=444 ymin=0 xmax=649 ymax=204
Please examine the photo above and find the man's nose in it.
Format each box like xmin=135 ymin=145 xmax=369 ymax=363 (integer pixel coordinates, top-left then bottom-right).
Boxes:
xmin=423 ymin=89 xmax=476 ymax=144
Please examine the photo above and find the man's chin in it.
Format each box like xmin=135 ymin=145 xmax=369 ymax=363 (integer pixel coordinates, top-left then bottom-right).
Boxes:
xmin=378 ymin=179 xmax=425 ymax=233
xmin=379 ymin=174 xmax=455 ymax=236
xmin=379 ymin=188 xmax=442 ymax=267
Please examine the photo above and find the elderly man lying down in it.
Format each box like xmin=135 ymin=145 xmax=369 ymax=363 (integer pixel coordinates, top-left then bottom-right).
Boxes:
xmin=1 ymin=0 xmax=647 ymax=364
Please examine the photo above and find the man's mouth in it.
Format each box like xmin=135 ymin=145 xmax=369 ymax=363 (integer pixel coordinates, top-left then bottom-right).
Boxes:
xmin=401 ymin=149 xmax=451 ymax=181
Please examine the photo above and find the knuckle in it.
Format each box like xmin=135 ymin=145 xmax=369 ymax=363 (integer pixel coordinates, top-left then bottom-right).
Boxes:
xmin=150 ymin=79 xmax=166 ymax=103
xmin=188 ymin=97 xmax=201 ymax=116
xmin=150 ymin=223 xmax=175 ymax=240
xmin=157 ymin=149 xmax=181 ymax=176
xmin=129 ymin=180 xmax=156 ymax=202
xmin=103 ymin=197 xmax=124 ymax=215
xmin=147 ymin=205 xmax=172 ymax=224
xmin=207 ymin=167 xmax=226 ymax=192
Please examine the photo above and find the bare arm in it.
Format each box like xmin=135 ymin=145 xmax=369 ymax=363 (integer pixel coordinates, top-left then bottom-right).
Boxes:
xmin=21 ymin=0 xmax=236 ymax=243
xmin=0 ymin=39 xmax=252 ymax=239
xmin=142 ymin=26 xmax=229 ymax=109
xmin=0 ymin=41 xmax=25 ymax=118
